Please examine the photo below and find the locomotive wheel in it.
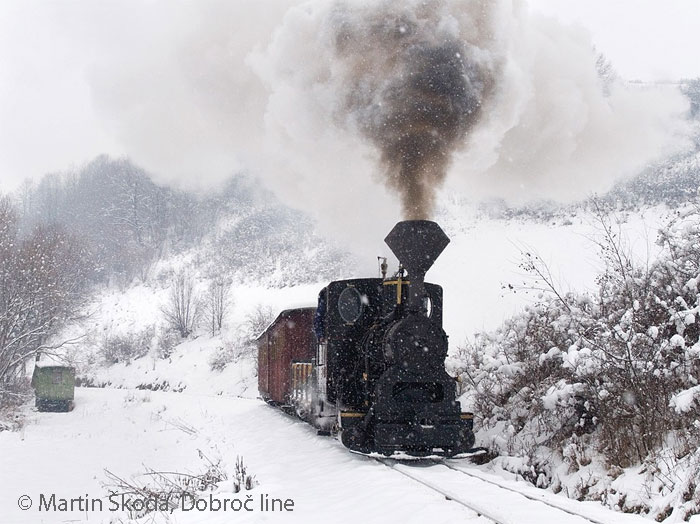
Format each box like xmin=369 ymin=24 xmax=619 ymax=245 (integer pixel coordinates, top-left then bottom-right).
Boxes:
xmin=341 ymin=426 xmax=372 ymax=454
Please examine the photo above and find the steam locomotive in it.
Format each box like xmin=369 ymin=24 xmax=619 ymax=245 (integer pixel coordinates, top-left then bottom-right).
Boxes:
xmin=257 ymin=220 xmax=475 ymax=457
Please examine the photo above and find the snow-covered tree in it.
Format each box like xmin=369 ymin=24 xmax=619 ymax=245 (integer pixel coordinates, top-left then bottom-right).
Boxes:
xmin=0 ymin=197 xmax=90 ymax=405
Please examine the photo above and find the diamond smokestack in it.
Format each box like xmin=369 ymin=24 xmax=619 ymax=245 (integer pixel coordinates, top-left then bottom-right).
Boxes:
xmin=384 ymin=220 xmax=450 ymax=311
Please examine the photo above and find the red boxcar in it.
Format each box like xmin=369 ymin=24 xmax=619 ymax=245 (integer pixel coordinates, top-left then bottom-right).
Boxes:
xmin=257 ymin=308 xmax=316 ymax=404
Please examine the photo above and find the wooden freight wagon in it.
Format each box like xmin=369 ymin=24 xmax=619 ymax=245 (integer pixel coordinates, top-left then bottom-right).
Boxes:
xmin=257 ymin=308 xmax=316 ymax=405
xmin=31 ymin=363 xmax=75 ymax=412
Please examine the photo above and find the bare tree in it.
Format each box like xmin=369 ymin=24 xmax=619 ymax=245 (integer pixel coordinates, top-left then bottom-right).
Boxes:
xmin=18 ymin=179 xmax=34 ymax=219
xmin=0 ymin=196 xmax=90 ymax=404
xmin=205 ymin=278 xmax=230 ymax=336
xmin=161 ymin=271 xmax=200 ymax=338
xmin=244 ymin=304 xmax=274 ymax=340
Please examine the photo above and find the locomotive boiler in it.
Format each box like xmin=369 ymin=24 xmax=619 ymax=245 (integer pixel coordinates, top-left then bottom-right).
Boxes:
xmin=257 ymin=220 xmax=475 ymax=457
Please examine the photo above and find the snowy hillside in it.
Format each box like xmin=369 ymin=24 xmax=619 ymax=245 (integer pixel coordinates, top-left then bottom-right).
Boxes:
xmin=44 ymin=190 xmax=674 ymax=393
xmin=2 ymin=150 xmax=699 ymax=523
xmin=1 ymin=194 xmax=695 ymax=524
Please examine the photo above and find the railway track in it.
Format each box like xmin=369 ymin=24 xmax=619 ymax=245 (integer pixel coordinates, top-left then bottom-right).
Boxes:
xmin=436 ymin=460 xmax=615 ymax=524
xmin=374 ymin=457 xmax=646 ymax=524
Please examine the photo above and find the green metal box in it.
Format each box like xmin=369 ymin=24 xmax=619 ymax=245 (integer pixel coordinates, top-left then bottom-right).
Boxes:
xmin=31 ymin=364 xmax=75 ymax=412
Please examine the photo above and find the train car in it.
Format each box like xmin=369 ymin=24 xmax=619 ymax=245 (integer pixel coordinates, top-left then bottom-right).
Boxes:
xmin=257 ymin=308 xmax=316 ymax=405
xmin=256 ymin=220 xmax=476 ymax=457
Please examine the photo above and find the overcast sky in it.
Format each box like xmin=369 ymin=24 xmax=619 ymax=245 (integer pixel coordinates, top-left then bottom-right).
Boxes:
xmin=0 ymin=0 xmax=699 ymax=193
xmin=528 ymin=0 xmax=700 ymax=81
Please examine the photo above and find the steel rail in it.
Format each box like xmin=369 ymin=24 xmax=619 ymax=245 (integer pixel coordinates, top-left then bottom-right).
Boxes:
xmin=375 ymin=457 xmax=503 ymax=523
xmin=436 ymin=460 xmax=608 ymax=524
xmin=375 ymin=457 xmax=609 ymax=524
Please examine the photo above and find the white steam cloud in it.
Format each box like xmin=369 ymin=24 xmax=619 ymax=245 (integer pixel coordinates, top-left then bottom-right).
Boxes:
xmin=76 ymin=0 xmax=688 ymax=237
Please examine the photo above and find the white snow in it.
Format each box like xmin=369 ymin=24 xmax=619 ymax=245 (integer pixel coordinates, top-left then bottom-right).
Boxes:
xmin=671 ymin=385 xmax=700 ymax=413
xmin=432 ymin=204 xmax=668 ymax=340
xmin=0 ymin=388 xmax=653 ymax=524
xmin=670 ymin=334 xmax=686 ymax=348
xmin=0 ymin=388 xmax=487 ymax=524
xmin=2 ymin=202 xmax=689 ymax=523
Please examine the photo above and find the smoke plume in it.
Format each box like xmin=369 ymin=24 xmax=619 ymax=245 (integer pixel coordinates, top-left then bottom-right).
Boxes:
xmin=18 ymin=0 xmax=689 ymax=246
xmin=329 ymin=1 xmax=495 ymax=218
xmin=252 ymin=0 xmax=688 ymax=223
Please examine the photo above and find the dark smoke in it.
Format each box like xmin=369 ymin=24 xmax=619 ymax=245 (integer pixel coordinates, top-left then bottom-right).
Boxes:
xmin=332 ymin=3 xmax=493 ymax=219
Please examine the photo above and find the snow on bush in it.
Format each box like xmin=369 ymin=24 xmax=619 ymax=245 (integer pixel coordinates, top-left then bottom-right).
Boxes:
xmin=101 ymin=327 xmax=155 ymax=365
xmin=459 ymin=202 xmax=700 ymax=520
xmin=208 ymin=304 xmax=272 ymax=372
xmin=103 ymin=451 xmax=257 ymax=520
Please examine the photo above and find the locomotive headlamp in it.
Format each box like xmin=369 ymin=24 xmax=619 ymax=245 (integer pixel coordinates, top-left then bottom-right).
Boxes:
xmin=384 ymin=220 xmax=450 ymax=312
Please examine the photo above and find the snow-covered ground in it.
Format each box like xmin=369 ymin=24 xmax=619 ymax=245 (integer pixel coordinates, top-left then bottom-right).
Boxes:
xmin=0 ymin=387 xmax=662 ymax=524
xmin=0 ymin=388 xmax=486 ymax=524
xmin=2 ymin=203 xmax=686 ymax=524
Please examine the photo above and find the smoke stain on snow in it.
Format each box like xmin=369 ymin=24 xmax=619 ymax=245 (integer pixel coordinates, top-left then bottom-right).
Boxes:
xmin=330 ymin=1 xmax=496 ymax=219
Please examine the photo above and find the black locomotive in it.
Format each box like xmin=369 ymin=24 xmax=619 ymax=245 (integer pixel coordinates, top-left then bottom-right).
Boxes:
xmin=257 ymin=220 xmax=475 ymax=457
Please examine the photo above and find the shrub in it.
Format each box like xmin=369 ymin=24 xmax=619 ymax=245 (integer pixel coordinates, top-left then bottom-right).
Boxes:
xmin=209 ymin=336 xmax=256 ymax=372
xmin=461 ymin=202 xmax=700 ymax=474
xmin=0 ymin=375 xmax=31 ymax=431
xmin=156 ymin=329 xmax=180 ymax=359
xmin=101 ymin=328 xmax=154 ymax=365
xmin=103 ymin=452 xmax=255 ymax=520
xmin=208 ymin=305 xmax=272 ymax=372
